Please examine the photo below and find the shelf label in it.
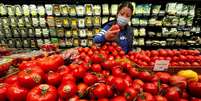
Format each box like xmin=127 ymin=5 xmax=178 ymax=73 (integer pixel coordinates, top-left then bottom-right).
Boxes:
xmin=153 ymin=60 xmax=170 ymax=71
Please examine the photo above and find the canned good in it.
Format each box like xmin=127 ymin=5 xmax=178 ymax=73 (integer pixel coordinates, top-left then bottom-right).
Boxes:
xmin=30 ymin=4 xmax=37 ymax=16
xmin=60 ymin=5 xmax=68 ymax=16
xmin=47 ymin=16 xmax=55 ymax=27
xmin=38 ymin=5 xmax=45 ymax=16
xmin=18 ymin=17 xmax=25 ymax=27
xmin=39 ymin=17 xmax=46 ymax=27
xmin=53 ymin=4 xmax=61 ymax=16
xmin=69 ymin=5 xmax=76 ymax=16
xmin=15 ymin=5 xmax=22 ymax=16
xmin=28 ymin=28 xmax=35 ymax=37
xmin=65 ymin=30 xmax=72 ymax=38
xmin=12 ymin=28 xmax=20 ymax=37
xmin=42 ymin=28 xmax=49 ymax=38
xmin=22 ymin=5 xmax=30 ymax=16
xmin=35 ymin=28 xmax=42 ymax=37
xmin=7 ymin=5 xmax=15 ymax=16
xmin=32 ymin=17 xmax=39 ymax=27
xmin=24 ymin=17 xmax=32 ymax=27
xmin=45 ymin=4 xmax=53 ymax=15
xmin=56 ymin=28 xmax=64 ymax=37
xmin=76 ymin=5 xmax=85 ymax=16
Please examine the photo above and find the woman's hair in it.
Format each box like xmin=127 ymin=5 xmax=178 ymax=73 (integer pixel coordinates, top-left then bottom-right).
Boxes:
xmin=117 ymin=1 xmax=134 ymax=15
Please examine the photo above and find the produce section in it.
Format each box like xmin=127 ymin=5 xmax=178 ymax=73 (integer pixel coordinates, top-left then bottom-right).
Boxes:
xmin=0 ymin=0 xmax=201 ymax=100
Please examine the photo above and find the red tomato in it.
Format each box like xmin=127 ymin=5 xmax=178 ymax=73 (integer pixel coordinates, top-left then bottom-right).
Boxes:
xmin=111 ymin=96 xmax=127 ymax=101
xmin=112 ymin=77 xmax=126 ymax=91
xmin=189 ymin=81 xmax=201 ymax=98
xmin=159 ymin=49 xmax=167 ymax=56
xmin=165 ymin=87 xmax=180 ymax=101
xmin=58 ymin=81 xmax=77 ymax=99
xmin=46 ymin=71 xmax=61 ymax=86
xmin=110 ymin=24 xmax=120 ymax=31
xmin=133 ymin=79 xmax=144 ymax=87
xmin=155 ymin=72 xmax=170 ymax=83
xmin=98 ymin=98 xmax=109 ymax=101
xmin=172 ymin=56 xmax=179 ymax=62
xmin=91 ymin=54 xmax=104 ymax=63
xmin=144 ymin=83 xmax=158 ymax=95
xmin=62 ymin=74 xmax=76 ymax=84
xmin=151 ymin=50 xmax=159 ymax=56
xmin=77 ymin=83 xmax=88 ymax=98
xmin=92 ymin=64 xmax=102 ymax=73
xmin=71 ymin=65 xmax=86 ymax=78
xmin=18 ymin=67 xmax=45 ymax=89
xmin=26 ymin=84 xmax=57 ymax=101
xmin=0 ymin=83 xmax=8 ymax=101
xmin=124 ymin=87 xmax=138 ymax=101
xmin=128 ymin=67 xmax=139 ymax=78
xmin=18 ymin=61 xmax=38 ymax=70
xmin=106 ymin=85 xmax=113 ymax=97
xmin=192 ymin=62 xmax=200 ymax=66
xmin=106 ymin=75 xmax=115 ymax=85
xmin=138 ymin=71 xmax=152 ymax=82
xmin=83 ymin=73 xmax=97 ymax=85
xmin=93 ymin=83 xmax=108 ymax=98
xmin=154 ymin=95 xmax=167 ymax=101
xmin=4 ymin=74 xmax=18 ymax=84
xmin=169 ymin=75 xmax=187 ymax=90
xmin=191 ymin=97 xmax=201 ymax=101
xmin=57 ymin=65 xmax=70 ymax=76
xmin=7 ymin=82 xmax=29 ymax=101
xmin=137 ymin=92 xmax=154 ymax=101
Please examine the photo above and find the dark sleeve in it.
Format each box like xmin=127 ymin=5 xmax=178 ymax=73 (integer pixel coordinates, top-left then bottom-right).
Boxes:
xmin=127 ymin=26 xmax=134 ymax=51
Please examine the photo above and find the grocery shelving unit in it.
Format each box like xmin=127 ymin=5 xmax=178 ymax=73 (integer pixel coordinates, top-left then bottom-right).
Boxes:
xmin=0 ymin=0 xmax=200 ymax=50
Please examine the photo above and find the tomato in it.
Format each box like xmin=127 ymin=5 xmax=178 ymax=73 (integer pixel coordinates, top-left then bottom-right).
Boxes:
xmin=26 ymin=84 xmax=57 ymax=101
xmin=101 ymin=60 xmax=117 ymax=70
xmin=172 ymin=56 xmax=179 ymax=62
xmin=57 ymin=65 xmax=70 ymax=76
xmin=58 ymin=81 xmax=77 ymax=99
xmin=83 ymin=73 xmax=97 ymax=85
xmin=138 ymin=71 xmax=152 ymax=82
xmin=165 ymin=87 xmax=180 ymax=101
xmin=137 ymin=92 xmax=154 ymax=101
xmin=4 ymin=74 xmax=18 ymax=84
xmin=112 ymin=77 xmax=126 ymax=91
xmin=179 ymin=99 xmax=188 ymax=101
xmin=106 ymin=75 xmax=115 ymax=85
xmin=151 ymin=50 xmax=159 ymax=56
xmin=46 ymin=71 xmax=61 ymax=86
xmin=154 ymin=95 xmax=167 ymax=101
xmin=178 ymin=61 xmax=185 ymax=66
xmin=189 ymin=81 xmax=201 ymax=98
xmin=62 ymin=74 xmax=76 ymax=84
xmin=124 ymin=75 xmax=132 ymax=88
xmin=77 ymin=83 xmax=88 ymax=98
xmin=166 ymin=49 xmax=174 ymax=57
xmin=18 ymin=67 xmax=45 ymax=89
xmin=93 ymin=83 xmax=108 ymax=98
xmin=191 ymin=97 xmax=201 ymax=101
xmin=101 ymin=70 xmax=110 ymax=77
xmin=98 ymin=98 xmax=109 ymax=101
xmin=112 ymin=67 xmax=124 ymax=77
xmin=91 ymin=54 xmax=104 ymax=63
xmin=87 ymin=50 xmax=94 ymax=56
xmin=124 ymin=87 xmax=137 ymax=101
xmin=83 ymin=47 xmax=90 ymax=53
xmin=179 ymin=55 xmax=187 ymax=61
xmin=68 ymin=95 xmax=79 ymax=101
xmin=133 ymin=79 xmax=144 ymax=87
xmin=143 ymin=83 xmax=158 ymax=95
xmin=18 ymin=61 xmax=38 ymax=70
xmin=111 ymin=96 xmax=127 ymax=101
xmin=0 ymin=83 xmax=8 ymax=101
xmin=192 ymin=62 xmax=200 ymax=66
xmin=171 ymin=62 xmax=178 ymax=66
xmin=7 ymin=82 xmax=29 ymax=101
xmin=92 ymin=64 xmax=102 ymax=73
xmin=159 ymin=49 xmax=167 ymax=56
xmin=106 ymin=85 xmax=113 ymax=97
xmin=155 ymin=72 xmax=170 ymax=83
xmin=71 ymin=65 xmax=86 ymax=78
xmin=169 ymin=75 xmax=187 ymax=90
xmin=37 ymin=55 xmax=64 ymax=72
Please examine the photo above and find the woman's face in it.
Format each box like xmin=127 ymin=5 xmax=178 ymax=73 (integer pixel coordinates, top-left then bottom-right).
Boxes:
xmin=117 ymin=6 xmax=132 ymax=20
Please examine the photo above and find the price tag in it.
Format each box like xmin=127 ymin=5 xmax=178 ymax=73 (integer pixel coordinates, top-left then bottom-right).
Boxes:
xmin=153 ymin=60 xmax=170 ymax=71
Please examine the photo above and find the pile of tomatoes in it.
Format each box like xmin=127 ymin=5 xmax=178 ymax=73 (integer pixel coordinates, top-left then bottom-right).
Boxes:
xmin=0 ymin=42 xmax=201 ymax=101
xmin=128 ymin=49 xmax=201 ymax=67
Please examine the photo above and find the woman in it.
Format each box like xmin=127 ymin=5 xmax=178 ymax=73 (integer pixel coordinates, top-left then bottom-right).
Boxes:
xmin=93 ymin=1 xmax=134 ymax=53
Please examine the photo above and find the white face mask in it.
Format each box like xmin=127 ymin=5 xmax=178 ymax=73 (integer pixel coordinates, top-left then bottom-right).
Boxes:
xmin=117 ymin=16 xmax=129 ymax=26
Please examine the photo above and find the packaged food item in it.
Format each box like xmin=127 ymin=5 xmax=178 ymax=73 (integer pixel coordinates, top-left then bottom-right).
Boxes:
xmin=102 ymin=17 xmax=108 ymax=25
xmin=22 ymin=5 xmax=30 ymax=16
xmin=188 ymin=5 xmax=195 ymax=16
xmin=45 ymin=4 xmax=53 ymax=15
xmin=0 ymin=4 xmax=7 ymax=15
xmin=132 ymin=18 xmax=139 ymax=26
xmin=182 ymin=5 xmax=188 ymax=16
xmin=55 ymin=17 xmax=63 ymax=27
xmin=44 ymin=39 xmax=51 ymax=44
xmin=186 ymin=16 xmax=193 ymax=26
xmin=32 ymin=17 xmax=39 ymax=27
xmin=179 ymin=17 xmax=186 ymax=26
xmin=56 ymin=28 xmax=64 ymax=37
xmin=94 ymin=28 xmax=101 ymax=35
xmin=66 ymin=38 xmax=73 ymax=47
xmin=139 ymin=28 xmax=146 ymax=36
xmin=78 ymin=18 xmax=85 ymax=28
xmin=15 ymin=39 xmax=22 ymax=48
xmin=133 ymin=28 xmax=139 ymax=37
xmin=7 ymin=5 xmax=15 ymax=16
xmin=38 ymin=5 xmax=45 ymax=16
xmin=2 ymin=18 xmax=9 ymax=28
xmin=93 ymin=5 xmax=101 ymax=15
xmin=4 ymin=28 xmax=12 ymax=38
xmin=12 ymin=28 xmax=20 ymax=37
xmin=59 ymin=38 xmax=66 ymax=47
xmin=0 ymin=30 xmax=4 ymax=37
xmin=85 ymin=4 xmax=93 ymax=15
xmin=176 ymin=3 xmax=183 ymax=15
xmin=18 ymin=17 xmax=25 ymax=27
xmin=20 ymin=28 xmax=27 ymax=38
xmin=24 ymin=17 xmax=32 ymax=27
xmin=72 ymin=29 xmax=78 ymax=38
xmin=143 ymin=4 xmax=151 ymax=16
xmin=152 ymin=5 xmax=161 ymax=15
xmin=80 ymin=39 xmax=87 ymax=47
xmin=37 ymin=39 xmax=44 ymax=47
xmin=79 ymin=29 xmax=87 ymax=38
xmin=49 ymin=27 xmax=56 ymax=37
xmin=30 ymin=4 xmax=37 ymax=16
xmin=42 ymin=28 xmax=49 ymax=38
xmin=111 ymin=4 xmax=118 ymax=15
xmin=60 ymin=5 xmax=68 ymax=16
xmin=76 ymin=5 xmax=85 ymax=16
xmin=28 ymin=28 xmax=35 ymax=37
xmin=166 ymin=3 xmax=176 ymax=15
xmin=69 ymin=5 xmax=76 ymax=16
xmin=149 ymin=18 xmax=156 ymax=25
xmin=65 ymin=30 xmax=72 ymax=38
xmin=39 ymin=17 xmax=46 ymax=27
xmin=172 ymin=16 xmax=179 ymax=26
xmin=23 ymin=39 xmax=30 ymax=48
xmin=53 ymin=4 xmax=60 ymax=16
xmin=85 ymin=17 xmax=92 ymax=27
xmin=135 ymin=5 xmax=143 ymax=15
xmin=35 ymin=28 xmax=42 ymax=37
xmin=51 ymin=38 xmax=59 ymax=44
xmin=73 ymin=39 xmax=79 ymax=47
xmin=47 ymin=16 xmax=55 ymax=27
xmin=15 ymin=5 xmax=22 ymax=16
xmin=8 ymin=39 xmax=15 ymax=48
xmin=30 ymin=39 xmax=36 ymax=48
xmin=139 ymin=19 xmax=147 ymax=26
xmin=71 ymin=18 xmax=78 ymax=28
xmin=10 ymin=17 xmax=17 ymax=28
xmin=93 ymin=16 xmax=101 ymax=27
xmin=63 ymin=18 xmax=69 ymax=27
xmin=88 ymin=39 xmax=93 ymax=46
xmin=102 ymin=4 xmax=109 ymax=15
xmin=87 ymin=29 xmax=93 ymax=38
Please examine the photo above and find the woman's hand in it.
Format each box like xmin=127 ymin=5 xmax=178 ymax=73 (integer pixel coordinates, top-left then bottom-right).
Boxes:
xmin=104 ymin=24 xmax=120 ymax=41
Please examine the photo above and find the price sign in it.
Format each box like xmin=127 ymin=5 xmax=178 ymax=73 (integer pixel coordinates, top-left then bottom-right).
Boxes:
xmin=153 ymin=60 xmax=170 ymax=71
